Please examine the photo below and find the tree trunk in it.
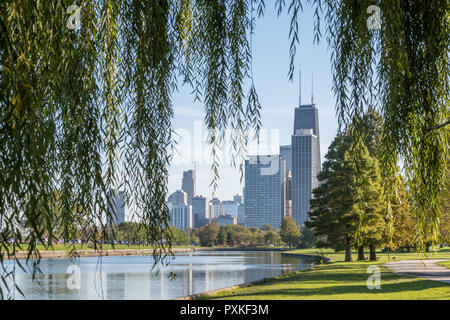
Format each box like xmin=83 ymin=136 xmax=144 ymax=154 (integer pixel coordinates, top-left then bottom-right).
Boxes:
xmin=345 ymin=239 xmax=353 ymax=262
xmin=425 ymin=242 xmax=430 ymax=253
xmin=406 ymin=246 xmax=410 ymax=253
xmin=369 ymin=244 xmax=377 ymax=261
xmin=357 ymin=246 xmax=365 ymax=261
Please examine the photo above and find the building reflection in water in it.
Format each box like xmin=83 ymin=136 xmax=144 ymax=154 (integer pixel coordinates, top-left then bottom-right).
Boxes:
xmin=5 ymin=251 xmax=310 ymax=300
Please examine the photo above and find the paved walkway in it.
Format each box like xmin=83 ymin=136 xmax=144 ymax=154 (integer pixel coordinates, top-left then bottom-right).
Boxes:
xmin=384 ymin=259 xmax=450 ymax=284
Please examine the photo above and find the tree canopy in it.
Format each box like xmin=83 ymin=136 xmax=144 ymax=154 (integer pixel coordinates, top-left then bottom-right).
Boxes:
xmin=306 ymin=133 xmax=385 ymax=261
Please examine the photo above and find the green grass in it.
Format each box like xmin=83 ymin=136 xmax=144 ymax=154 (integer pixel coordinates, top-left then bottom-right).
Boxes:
xmin=437 ymin=260 xmax=450 ymax=269
xmin=204 ymin=247 xmax=450 ymax=300
xmin=286 ymin=247 xmax=450 ymax=263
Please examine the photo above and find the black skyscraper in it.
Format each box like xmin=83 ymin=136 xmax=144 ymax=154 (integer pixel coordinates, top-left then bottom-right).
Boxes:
xmin=293 ymin=104 xmax=320 ymax=139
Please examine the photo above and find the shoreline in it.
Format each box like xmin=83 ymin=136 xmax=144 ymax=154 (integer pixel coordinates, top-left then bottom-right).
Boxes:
xmin=1 ymin=247 xmax=202 ymax=260
xmin=175 ymin=251 xmax=325 ymax=300
xmin=1 ymin=246 xmax=290 ymax=260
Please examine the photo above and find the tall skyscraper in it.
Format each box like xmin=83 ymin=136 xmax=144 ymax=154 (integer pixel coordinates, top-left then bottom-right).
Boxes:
xmin=291 ymin=103 xmax=321 ymax=228
xmin=107 ymin=190 xmax=125 ymax=226
xmin=244 ymin=155 xmax=285 ymax=229
xmin=280 ymin=145 xmax=292 ymax=171
xmin=192 ymin=195 xmax=210 ymax=228
xmin=294 ymin=104 xmax=320 ymax=139
xmin=182 ymin=170 xmax=196 ymax=205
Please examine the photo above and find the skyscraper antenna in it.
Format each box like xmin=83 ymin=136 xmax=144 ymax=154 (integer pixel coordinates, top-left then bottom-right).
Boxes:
xmin=299 ymin=68 xmax=302 ymax=107
xmin=311 ymin=73 xmax=314 ymax=105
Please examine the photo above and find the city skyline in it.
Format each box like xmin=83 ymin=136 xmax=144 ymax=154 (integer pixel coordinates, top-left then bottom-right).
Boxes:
xmin=168 ymin=5 xmax=337 ymax=201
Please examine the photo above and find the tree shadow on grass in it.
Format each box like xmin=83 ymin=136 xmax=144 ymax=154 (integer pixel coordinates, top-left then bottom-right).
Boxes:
xmin=211 ymin=278 xmax=448 ymax=300
xmin=209 ymin=265 xmax=449 ymax=300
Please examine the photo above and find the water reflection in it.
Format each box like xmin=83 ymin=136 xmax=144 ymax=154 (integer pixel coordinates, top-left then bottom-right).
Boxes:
xmin=3 ymin=251 xmax=311 ymax=300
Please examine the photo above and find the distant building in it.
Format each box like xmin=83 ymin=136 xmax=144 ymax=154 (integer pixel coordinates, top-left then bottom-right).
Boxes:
xmin=244 ymin=155 xmax=285 ymax=229
xmin=284 ymin=170 xmax=292 ymax=217
xmin=168 ymin=203 xmax=193 ymax=230
xmin=182 ymin=170 xmax=196 ymax=205
xmin=213 ymin=214 xmax=237 ymax=226
xmin=210 ymin=198 xmax=221 ymax=218
xmin=221 ymin=200 xmax=239 ymax=218
xmin=168 ymin=190 xmax=188 ymax=206
xmin=233 ymin=194 xmax=243 ymax=205
xmin=237 ymin=205 xmax=246 ymax=226
xmin=192 ymin=195 xmax=210 ymax=228
xmin=280 ymin=145 xmax=292 ymax=171
xmin=107 ymin=190 xmax=125 ymax=226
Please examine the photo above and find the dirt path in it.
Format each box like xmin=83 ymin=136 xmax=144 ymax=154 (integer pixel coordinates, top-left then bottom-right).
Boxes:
xmin=384 ymin=259 xmax=450 ymax=284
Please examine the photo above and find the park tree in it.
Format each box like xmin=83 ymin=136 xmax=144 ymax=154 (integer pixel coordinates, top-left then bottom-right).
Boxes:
xmin=388 ymin=178 xmax=416 ymax=251
xmin=168 ymin=226 xmax=190 ymax=246
xmin=264 ymin=230 xmax=282 ymax=246
xmin=298 ymin=225 xmax=316 ymax=249
xmin=440 ymin=171 xmax=450 ymax=244
xmin=1 ymin=1 xmax=448 ymax=297
xmin=217 ymin=227 xmax=228 ymax=246
xmin=261 ymin=224 xmax=276 ymax=232
xmin=198 ymin=223 xmax=220 ymax=247
xmin=349 ymin=140 xmax=386 ymax=261
xmin=307 ymin=135 xmax=385 ymax=261
xmin=280 ymin=217 xmax=300 ymax=249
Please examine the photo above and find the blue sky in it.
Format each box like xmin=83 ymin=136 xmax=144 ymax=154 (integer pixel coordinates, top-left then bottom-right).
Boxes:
xmin=169 ymin=4 xmax=338 ymax=201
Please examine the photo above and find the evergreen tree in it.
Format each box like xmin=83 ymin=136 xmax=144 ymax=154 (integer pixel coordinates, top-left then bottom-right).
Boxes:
xmin=307 ymin=135 xmax=385 ymax=261
xmin=299 ymin=225 xmax=317 ymax=249
xmin=348 ymin=140 xmax=386 ymax=261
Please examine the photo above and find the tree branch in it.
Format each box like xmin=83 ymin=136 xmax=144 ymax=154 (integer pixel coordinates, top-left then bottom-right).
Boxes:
xmin=426 ymin=120 xmax=450 ymax=131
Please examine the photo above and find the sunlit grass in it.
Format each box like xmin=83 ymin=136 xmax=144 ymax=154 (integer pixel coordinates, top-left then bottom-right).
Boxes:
xmin=204 ymin=247 xmax=450 ymax=300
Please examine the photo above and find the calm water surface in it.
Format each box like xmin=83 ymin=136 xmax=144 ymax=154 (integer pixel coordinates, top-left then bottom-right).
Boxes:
xmin=5 ymin=251 xmax=311 ymax=300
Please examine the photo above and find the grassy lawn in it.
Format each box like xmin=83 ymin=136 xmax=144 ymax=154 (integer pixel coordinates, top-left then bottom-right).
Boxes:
xmin=437 ymin=260 xmax=450 ymax=269
xmin=286 ymin=247 xmax=450 ymax=263
xmin=204 ymin=247 xmax=450 ymax=300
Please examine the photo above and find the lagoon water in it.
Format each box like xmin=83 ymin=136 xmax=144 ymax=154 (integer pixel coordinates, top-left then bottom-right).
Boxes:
xmin=4 ymin=251 xmax=311 ymax=300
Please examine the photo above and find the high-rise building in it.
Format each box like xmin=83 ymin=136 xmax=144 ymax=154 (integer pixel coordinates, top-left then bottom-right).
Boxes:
xmin=192 ymin=195 xmax=210 ymax=228
xmin=221 ymin=200 xmax=239 ymax=218
xmin=182 ymin=170 xmax=196 ymax=205
xmin=244 ymin=155 xmax=285 ymax=229
xmin=291 ymin=126 xmax=320 ymax=227
xmin=107 ymin=190 xmax=125 ymax=226
xmin=280 ymin=145 xmax=292 ymax=171
xmin=294 ymin=104 xmax=320 ymax=139
xmin=284 ymin=170 xmax=292 ymax=217
xmin=210 ymin=198 xmax=221 ymax=218
xmin=168 ymin=203 xmax=193 ymax=230
xmin=168 ymin=190 xmax=188 ymax=206
xmin=212 ymin=214 xmax=237 ymax=226
xmin=233 ymin=194 xmax=243 ymax=205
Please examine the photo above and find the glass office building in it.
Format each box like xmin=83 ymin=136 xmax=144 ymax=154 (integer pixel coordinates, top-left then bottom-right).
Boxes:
xmin=244 ymin=155 xmax=285 ymax=229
